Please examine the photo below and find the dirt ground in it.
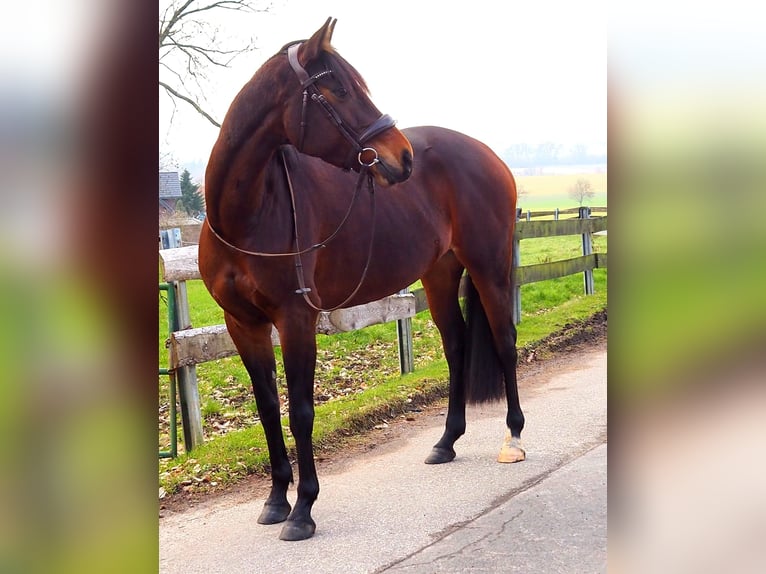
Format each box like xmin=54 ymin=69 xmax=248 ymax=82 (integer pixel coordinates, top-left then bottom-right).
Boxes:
xmin=160 ymin=310 xmax=606 ymax=516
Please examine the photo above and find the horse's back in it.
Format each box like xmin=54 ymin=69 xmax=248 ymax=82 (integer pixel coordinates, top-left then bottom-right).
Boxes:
xmin=403 ymin=126 xmax=516 ymax=206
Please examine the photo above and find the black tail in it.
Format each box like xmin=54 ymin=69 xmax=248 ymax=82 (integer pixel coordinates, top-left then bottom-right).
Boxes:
xmin=463 ymin=276 xmax=506 ymax=404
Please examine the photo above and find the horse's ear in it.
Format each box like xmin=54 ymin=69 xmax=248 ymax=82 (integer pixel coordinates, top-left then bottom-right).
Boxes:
xmin=299 ymin=17 xmax=336 ymax=65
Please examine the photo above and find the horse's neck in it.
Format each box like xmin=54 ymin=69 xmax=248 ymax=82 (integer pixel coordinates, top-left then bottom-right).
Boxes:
xmin=205 ymin=82 xmax=287 ymax=229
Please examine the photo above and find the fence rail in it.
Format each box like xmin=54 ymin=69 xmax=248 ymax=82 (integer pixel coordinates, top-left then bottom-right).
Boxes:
xmin=159 ymin=206 xmax=606 ymax=454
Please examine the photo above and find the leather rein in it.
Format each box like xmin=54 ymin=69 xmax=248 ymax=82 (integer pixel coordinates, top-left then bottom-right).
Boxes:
xmin=204 ymin=42 xmax=396 ymax=312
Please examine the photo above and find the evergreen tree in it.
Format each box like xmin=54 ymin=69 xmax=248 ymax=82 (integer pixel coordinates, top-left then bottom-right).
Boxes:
xmin=179 ymin=169 xmax=204 ymax=215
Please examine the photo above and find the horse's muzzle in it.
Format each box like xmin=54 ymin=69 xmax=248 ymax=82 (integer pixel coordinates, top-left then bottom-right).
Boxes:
xmin=375 ymin=148 xmax=413 ymax=186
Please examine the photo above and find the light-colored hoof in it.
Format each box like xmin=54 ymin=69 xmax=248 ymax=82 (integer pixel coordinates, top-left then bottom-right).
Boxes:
xmin=498 ymin=430 xmax=526 ymax=463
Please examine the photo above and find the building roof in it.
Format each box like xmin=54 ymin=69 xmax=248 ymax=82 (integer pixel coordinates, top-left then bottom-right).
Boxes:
xmin=159 ymin=171 xmax=182 ymax=198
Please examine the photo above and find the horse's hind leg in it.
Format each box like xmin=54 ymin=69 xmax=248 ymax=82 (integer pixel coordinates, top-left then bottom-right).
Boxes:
xmin=224 ymin=312 xmax=293 ymax=525
xmin=467 ymin=275 xmax=526 ymax=463
xmin=421 ymin=252 xmax=467 ymax=464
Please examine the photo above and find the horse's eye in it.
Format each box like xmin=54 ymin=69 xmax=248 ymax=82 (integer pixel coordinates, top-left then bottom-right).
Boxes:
xmin=333 ymin=87 xmax=348 ymax=98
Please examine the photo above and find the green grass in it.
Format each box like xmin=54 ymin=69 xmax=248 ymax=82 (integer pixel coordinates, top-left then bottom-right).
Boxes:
xmin=201 ymin=400 xmax=223 ymax=418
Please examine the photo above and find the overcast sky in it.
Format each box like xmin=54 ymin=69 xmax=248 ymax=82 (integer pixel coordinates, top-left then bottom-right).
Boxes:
xmin=159 ymin=0 xmax=607 ymax=169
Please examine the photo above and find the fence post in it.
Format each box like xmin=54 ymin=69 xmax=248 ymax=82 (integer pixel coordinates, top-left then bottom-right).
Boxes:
xmin=512 ymin=208 xmax=522 ymax=325
xmin=396 ymin=288 xmax=415 ymax=374
xmin=172 ymin=279 xmax=205 ymax=450
xmin=579 ymin=206 xmax=594 ymax=295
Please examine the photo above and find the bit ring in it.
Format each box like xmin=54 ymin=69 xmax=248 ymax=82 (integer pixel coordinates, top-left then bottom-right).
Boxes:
xmin=358 ymin=147 xmax=380 ymax=167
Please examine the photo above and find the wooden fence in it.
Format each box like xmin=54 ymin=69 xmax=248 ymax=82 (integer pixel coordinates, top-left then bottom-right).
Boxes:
xmin=159 ymin=206 xmax=606 ymax=453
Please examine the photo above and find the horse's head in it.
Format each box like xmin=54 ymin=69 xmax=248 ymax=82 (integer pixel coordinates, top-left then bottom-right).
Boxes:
xmin=281 ymin=18 xmax=413 ymax=186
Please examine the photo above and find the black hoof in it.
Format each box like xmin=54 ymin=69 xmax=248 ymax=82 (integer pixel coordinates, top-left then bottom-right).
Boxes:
xmin=425 ymin=446 xmax=456 ymax=464
xmin=257 ymin=502 xmax=291 ymax=525
xmin=279 ymin=518 xmax=316 ymax=541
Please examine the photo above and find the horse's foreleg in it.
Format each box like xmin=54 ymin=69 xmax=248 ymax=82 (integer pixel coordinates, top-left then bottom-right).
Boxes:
xmin=275 ymin=311 xmax=320 ymax=541
xmin=224 ymin=313 xmax=293 ymax=524
xmin=422 ymin=255 xmax=467 ymax=464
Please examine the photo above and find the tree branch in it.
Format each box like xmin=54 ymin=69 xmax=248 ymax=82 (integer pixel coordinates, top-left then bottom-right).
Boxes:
xmin=165 ymin=38 xmax=239 ymax=67
xmin=159 ymin=0 xmax=196 ymax=48
xmin=161 ymin=0 xmax=258 ymax=46
xmin=179 ymin=0 xmax=258 ymax=21
xmin=160 ymin=81 xmax=221 ymax=128
xmin=159 ymin=1 xmax=266 ymax=131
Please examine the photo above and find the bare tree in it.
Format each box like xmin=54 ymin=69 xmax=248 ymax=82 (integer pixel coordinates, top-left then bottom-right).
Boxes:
xmin=159 ymin=1 xmax=270 ymax=128
xmin=159 ymin=149 xmax=179 ymax=171
xmin=568 ymin=177 xmax=595 ymax=206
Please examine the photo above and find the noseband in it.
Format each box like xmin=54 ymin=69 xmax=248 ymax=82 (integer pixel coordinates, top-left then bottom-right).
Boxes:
xmin=287 ymin=43 xmax=395 ymax=167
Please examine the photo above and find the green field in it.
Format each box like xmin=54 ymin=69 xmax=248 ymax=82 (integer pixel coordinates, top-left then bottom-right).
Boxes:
xmin=159 ymin=175 xmax=607 ymax=495
xmin=515 ymin=172 xmax=607 ymax=210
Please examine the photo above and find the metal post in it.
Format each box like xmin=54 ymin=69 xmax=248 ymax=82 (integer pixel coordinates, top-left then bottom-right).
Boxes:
xmin=173 ymin=280 xmax=205 ymax=450
xmin=159 ymin=282 xmax=178 ymax=459
xmin=159 ymin=368 xmax=178 ymax=459
xmin=580 ymin=206 xmax=594 ymax=295
xmin=396 ymin=288 xmax=415 ymax=374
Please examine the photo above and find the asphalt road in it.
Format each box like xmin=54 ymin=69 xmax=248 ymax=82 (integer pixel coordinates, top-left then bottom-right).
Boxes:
xmin=160 ymin=343 xmax=607 ymax=573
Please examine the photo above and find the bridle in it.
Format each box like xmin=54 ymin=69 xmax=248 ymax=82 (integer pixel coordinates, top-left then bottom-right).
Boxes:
xmin=205 ymin=42 xmax=398 ymax=312
xmin=286 ymin=42 xmax=396 ymax=168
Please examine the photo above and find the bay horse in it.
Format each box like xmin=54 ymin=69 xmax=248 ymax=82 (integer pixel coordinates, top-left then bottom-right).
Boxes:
xmin=199 ymin=18 xmax=525 ymax=541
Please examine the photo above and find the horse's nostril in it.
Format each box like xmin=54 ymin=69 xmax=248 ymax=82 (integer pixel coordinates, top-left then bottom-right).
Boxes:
xmin=402 ymin=149 xmax=413 ymax=179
